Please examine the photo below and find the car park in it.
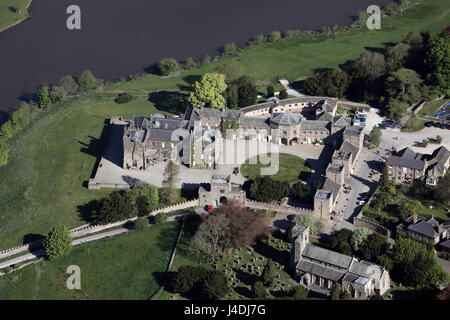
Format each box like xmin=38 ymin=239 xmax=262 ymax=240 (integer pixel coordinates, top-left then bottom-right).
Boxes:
xmin=439 ymin=123 xmax=447 ymax=129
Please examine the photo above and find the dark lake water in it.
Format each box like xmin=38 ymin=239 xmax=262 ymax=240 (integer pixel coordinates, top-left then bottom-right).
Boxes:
xmin=0 ymin=0 xmax=393 ymax=122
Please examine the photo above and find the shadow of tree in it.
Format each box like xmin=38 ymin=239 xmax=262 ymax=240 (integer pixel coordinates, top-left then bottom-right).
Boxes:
xmin=232 ymin=268 xmax=260 ymax=287
xmin=148 ymin=91 xmax=188 ymax=115
xmin=253 ymin=240 xmax=290 ymax=267
xmin=77 ymin=199 xmax=102 ymax=223
xmin=23 ymin=233 xmax=45 ymax=245
xmin=234 ymin=286 xmax=252 ymax=298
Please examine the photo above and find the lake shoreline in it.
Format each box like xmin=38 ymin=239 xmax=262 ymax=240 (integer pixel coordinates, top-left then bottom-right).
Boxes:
xmin=0 ymin=0 xmax=33 ymax=34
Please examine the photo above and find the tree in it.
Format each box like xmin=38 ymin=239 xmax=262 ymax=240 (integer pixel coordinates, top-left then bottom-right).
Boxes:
xmin=279 ymin=89 xmax=288 ymax=100
xmin=304 ymin=69 xmax=350 ymax=98
xmin=134 ymin=217 xmax=148 ymax=231
xmin=425 ymin=34 xmax=449 ymax=94
xmin=377 ymin=254 xmax=393 ymax=271
xmin=153 ymin=213 xmax=167 ymax=224
xmin=266 ymin=86 xmax=274 ymax=98
xmin=434 ymin=173 xmax=450 ymax=205
xmin=386 ymin=43 xmax=411 ymax=72
xmin=385 ymin=68 xmax=423 ymax=105
xmin=190 ymin=214 xmax=231 ymax=263
xmin=183 ymin=57 xmax=197 ymax=70
xmin=237 ymin=75 xmax=257 ymax=107
xmin=0 ymin=143 xmax=9 ymax=167
xmin=78 ymin=70 xmax=102 ymax=92
xmin=351 ymin=227 xmax=371 ymax=252
xmin=202 ymin=270 xmax=230 ymax=299
xmin=0 ymin=121 xmax=14 ymax=140
xmin=43 ymin=225 xmax=72 ymax=260
xmin=249 ymin=176 xmax=290 ymax=202
xmin=341 ymin=289 xmax=352 ymax=300
xmin=202 ymin=54 xmax=211 ymax=65
xmin=115 ymin=92 xmax=133 ymax=104
xmin=49 ymin=85 xmax=67 ymax=103
xmin=92 ymin=190 xmax=138 ymax=224
xmin=156 ymin=58 xmax=180 ymax=76
xmin=290 ymin=182 xmax=310 ymax=202
xmin=291 ymin=285 xmax=307 ymax=299
xmin=269 ymin=31 xmax=281 ymax=42
xmin=129 ymin=183 xmax=159 ymax=216
xmin=58 ymin=75 xmax=79 ymax=95
xmin=392 ymin=237 xmax=448 ymax=286
xmin=330 ymin=283 xmax=342 ymax=300
xmin=223 ymin=42 xmax=237 ymax=56
xmin=161 ymin=160 xmax=180 ymax=203
xmin=215 ymin=202 xmax=269 ymax=248
xmin=386 ymin=98 xmax=409 ymax=121
xmin=188 ymin=73 xmax=227 ymax=108
xmin=173 ymin=265 xmax=209 ymax=294
xmin=359 ymin=233 xmax=388 ymax=262
xmin=293 ymin=213 xmax=323 ymax=235
xmin=311 ymin=180 xmax=324 ymax=193
xmin=398 ymin=199 xmax=422 ymax=220
xmin=37 ymin=86 xmax=51 ymax=109
xmin=252 ymin=281 xmax=267 ymax=298
xmin=250 ymin=33 xmax=266 ymax=46
xmin=261 ymin=259 xmax=275 ymax=287
xmin=369 ymin=126 xmax=382 ymax=147
xmin=216 ymin=61 xmax=244 ymax=84
xmin=353 ymin=51 xmax=386 ymax=78
xmin=330 ymin=229 xmax=353 ymax=256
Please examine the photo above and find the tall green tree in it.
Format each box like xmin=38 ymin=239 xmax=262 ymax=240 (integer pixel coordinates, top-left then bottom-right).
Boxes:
xmin=304 ymin=69 xmax=350 ymax=98
xmin=425 ymin=33 xmax=449 ymax=94
xmin=43 ymin=225 xmax=72 ymax=260
xmin=351 ymin=227 xmax=371 ymax=252
xmin=58 ymin=75 xmax=79 ymax=95
xmin=237 ymin=75 xmax=257 ymax=107
xmin=78 ymin=70 xmax=102 ymax=92
xmin=92 ymin=190 xmax=138 ymax=224
xmin=398 ymin=199 xmax=421 ymax=220
xmin=129 ymin=183 xmax=159 ymax=216
xmin=156 ymin=58 xmax=180 ymax=76
xmin=386 ymin=43 xmax=411 ymax=72
xmin=161 ymin=160 xmax=180 ymax=203
xmin=0 ymin=142 xmax=9 ymax=167
xmin=385 ymin=68 xmax=423 ymax=105
xmin=38 ymin=86 xmax=51 ymax=109
xmin=202 ymin=270 xmax=230 ymax=299
xmin=216 ymin=61 xmax=244 ymax=84
xmin=261 ymin=259 xmax=275 ymax=287
xmin=369 ymin=126 xmax=382 ymax=147
xmin=188 ymin=73 xmax=227 ymax=108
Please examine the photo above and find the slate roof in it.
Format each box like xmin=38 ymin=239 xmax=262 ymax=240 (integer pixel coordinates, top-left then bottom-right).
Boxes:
xmin=297 ymin=259 xmax=346 ymax=281
xmin=322 ymin=178 xmax=342 ymax=202
xmin=300 ymin=120 xmax=330 ymax=131
xmin=239 ymin=116 xmax=271 ymax=128
xmin=270 ymin=112 xmax=302 ymax=126
xmin=440 ymin=239 xmax=450 ymax=249
xmin=340 ymin=141 xmax=360 ymax=165
xmin=332 ymin=116 xmax=351 ymax=127
xmin=315 ymin=190 xmax=331 ymax=199
xmin=344 ymin=125 xmax=363 ymax=136
xmin=327 ymin=164 xmax=344 ymax=173
xmin=240 ymin=97 xmax=338 ymax=113
xmin=407 ymin=220 xmax=440 ymax=239
xmin=427 ymin=146 xmax=450 ymax=175
xmin=199 ymin=107 xmax=241 ymax=120
xmin=317 ymin=112 xmax=334 ymax=122
xmin=302 ymin=244 xmax=353 ymax=269
xmin=388 ymin=156 xmax=425 ymax=170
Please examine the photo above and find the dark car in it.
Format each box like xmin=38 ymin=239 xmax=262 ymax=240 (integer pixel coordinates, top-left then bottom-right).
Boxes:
xmin=425 ymin=121 xmax=433 ymax=127
xmin=432 ymin=122 xmax=441 ymax=127
xmin=447 ymin=124 xmax=450 ymax=130
xmin=439 ymin=123 xmax=447 ymax=129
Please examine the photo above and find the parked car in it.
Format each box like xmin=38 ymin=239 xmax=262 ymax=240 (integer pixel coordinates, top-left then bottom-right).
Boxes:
xmin=425 ymin=121 xmax=433 ymax=127
xmin=439 ymin=123 xmax=447 ymax=129
xmin=205 ymin=205 xmax=213 ymax=212
xmin=358 ymin=200 xmax=366 ymax=205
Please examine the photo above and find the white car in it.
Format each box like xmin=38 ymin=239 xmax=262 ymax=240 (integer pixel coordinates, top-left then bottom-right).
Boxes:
xmin=358 ymin=201 xmax=366 ymax=205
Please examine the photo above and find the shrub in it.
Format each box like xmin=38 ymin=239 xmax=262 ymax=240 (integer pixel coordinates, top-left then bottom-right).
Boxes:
xmin=252 ymin=281 xmax=267 ymax=298
xmin=43 ymin=225 xmax=72 ymax=260
xmin=78 ymin=70 xmax=103 ymax=92
xmin=0 ymin=142 xmax=10 ymax=167
xmin=173 ymin=265 xmax=209 ymax=294
xmin=183 ymin=57 xmax=197 ymax=70
xmin=156 ymin=58 xmax=180 ymax=76
xmin=267 ymin=86 xmax=274 ymax=98
xmin=223 ymin=42 xmax=237 ymax=56
xmin=269 ymin=31 xmax=281 ymax=42
xmin=291 ymin=285 xmax=307 ymax=299
xmin=279 ymin=89 xmax=288 ymax=100
xmin=115 ymin=92 xmax=133 ymax=104
xmin=38 ymin=86 xmax=51 ymax=109
xmin=202 ymin=270 xmax=230 ymax=300
xmin=58 ymin=75 xmax=79 ymax=95
xmin=261 ymin=259 xmax=275 ymax=287
xmin=152 ymin=213 xmax=167 ymax=224
xmin=134 ymin=217 xmax=148 ymax=231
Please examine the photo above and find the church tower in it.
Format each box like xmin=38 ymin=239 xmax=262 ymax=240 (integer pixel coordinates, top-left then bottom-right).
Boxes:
xmin=290 ymin=225 xmax=310 ymax=268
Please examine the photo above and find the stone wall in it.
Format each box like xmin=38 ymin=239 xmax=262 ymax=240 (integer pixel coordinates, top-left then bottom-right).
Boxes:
xmin=245 ymin=199 xmax=313 ymax=215
xmin=353 ymin=215 xmax=391 ymax=238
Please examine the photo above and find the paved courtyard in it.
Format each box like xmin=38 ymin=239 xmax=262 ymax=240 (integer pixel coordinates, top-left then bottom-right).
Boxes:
xmin=90 ymin=124 xmax=325 ymax=189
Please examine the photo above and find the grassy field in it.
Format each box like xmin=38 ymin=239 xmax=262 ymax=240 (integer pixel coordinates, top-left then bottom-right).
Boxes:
xmin=0 ymin=0 xmax=449 ymax=250
xmin=0 ymin=0 xmax=31 ymax=31
xmin=419 ymin=99 xmax=449 ymax=116
xmin=401 ymin=117 xmax=426 ymax=132
xmin=241 ymin=153 xmax=311 ymax=184
xmin=0 ymin=94 xmax=182 ymax=250
xmin=0 ymin=222 xmax=180 ymax=300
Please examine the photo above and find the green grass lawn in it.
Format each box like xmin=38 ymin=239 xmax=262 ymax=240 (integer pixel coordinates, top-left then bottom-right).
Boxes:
xmin=0 ymin=222 xmax=180 ymax=300
xmin=419 ymin=99 xmax=449 ymax=116
xmin=0 ymin=94 xmax=179 ymax=250
xmin=0 ymin=0 xmax=31 ymax=31
xmin=241 ymin=153 xmax=311 ymax=184
xmin=401 ymin=118 xmax=426 ymax=132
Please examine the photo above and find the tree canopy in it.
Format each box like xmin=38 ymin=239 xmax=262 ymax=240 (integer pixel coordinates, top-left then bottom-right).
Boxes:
xmin=188 ymin=73 xmax=227 ymax=109
xmin=43 ymin=225 xmax=72 ymax=260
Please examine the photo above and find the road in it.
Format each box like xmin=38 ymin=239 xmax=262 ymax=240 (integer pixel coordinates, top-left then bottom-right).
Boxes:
xmin=278 ymin=79 xmax=304 ymax=97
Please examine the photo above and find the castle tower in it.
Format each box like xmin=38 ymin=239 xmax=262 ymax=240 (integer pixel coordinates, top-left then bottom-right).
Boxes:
xmin=290 ymin=225 xmax=310 ymax=268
